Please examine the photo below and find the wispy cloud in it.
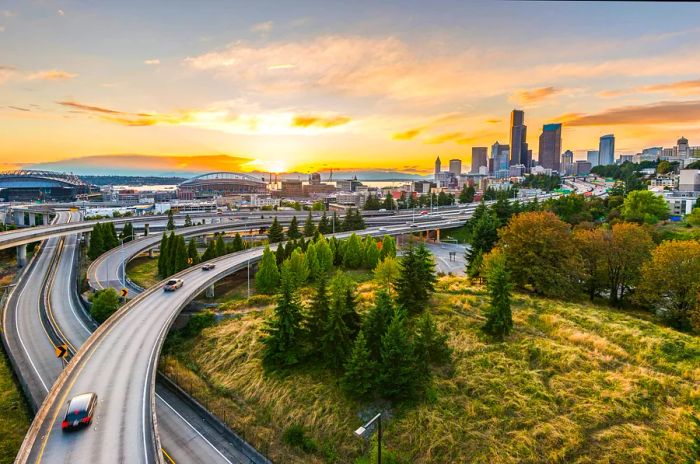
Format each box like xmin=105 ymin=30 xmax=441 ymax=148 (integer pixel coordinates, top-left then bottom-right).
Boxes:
xmin=291 ymin=114 xmax=350 ymax=128
xmin=0 ymin=65 xmax=15 ymax=84
xmin=144 ymin=59 xmax=160 ymax=65
xmin=392 ymin=128 xmax=422 ymax=140
xmin=600 ymin=78 xmax=700 ymax=98
xmin=560 ymin=100 xmax=700 ymax=126
xmin=57 ymin=9 xmax=65 ymax=16
xmin=8 ymin=106 xmax=30 ymax=112
xmin=510 ymin=86 xmax=561 ymax=105
xmin=27 ymin=69 xmax=77 ymax=80
xmin=58 ymin=101 xmax=125 ymax=115
xmin=251 ymin=21 xmax=273 ymax=34
xmin=424 ymin=132 xmax=464 ymax=144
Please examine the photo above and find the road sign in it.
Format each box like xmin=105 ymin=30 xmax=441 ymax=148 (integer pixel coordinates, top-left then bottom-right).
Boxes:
xmin=55 ymin=344 xmax=68 ymax=359
xmin=187 ymin=257 xmax=193 ymax=265
xmin=120 ymin=288 xmax=129 ymax=298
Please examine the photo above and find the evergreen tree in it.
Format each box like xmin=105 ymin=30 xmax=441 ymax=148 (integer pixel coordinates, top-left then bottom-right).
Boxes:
xmin=275 ymin=242 xmax=286 ymax=266
xmin=396 ymin=242 xmax=436 ymax=314
xmin=187 ymin=238 xmax=199 ymax=266
xmin=201 ymin=239 xmax=216 ymax=262
xmin=157 ymin=232 xmax=169 ymax=276
xmin=268 ymin=217 xmax=284 ymax=243
xmin=379 ymin=235 xmax=396 ymax=261
xmin=305 ymin=273 xmax=330 ymax=352
xmin=312 ymin=228 xmax=321 ymax=242
xmin=303 ymin=212 xmax=316 ymax=237
xmin=342 ymin=281 xmax=361 ymax=338
xmin=483 ymin=251 xmax=513 ymax=340
xmin=255 ymin=246 xmax=280 ymax=294
xmin=459 ymin=184 xmax=476 ymax=203
xmin=231 ymin=233 xmax=245 ymax=252
xmin=166 ymin=209 xmax=175 ymax=230
xmin=363 ymin=236 xmax=380 ymax=269
xmin=466 ymin=201 xmax=488 ymax=236
xmin=184 ymin=214 xmax=193 ymax=227
xmin=343 ymin=233 xmax=363 ymax=269
xmin=466 ymin=249 xmax=484 ymax=280
xmin=363 ymin=194 xmax=381 ymax=210
xmin=322 ymin=285 xmax=352 ymax=370
xmin=120 ymin=222 xmax=135 ymax=243
xmin=284 ymin=240 xmax=296 ymax=260
xmin=173 ymin=236 xmax=189 ymax=273
xmin=304 ymin=242 xmax=321 ymax=281
xmin=382 ymin=193 xmax=394 ymax=210
xmin=343 ymin=209 xmax=366 ymax=231
xmin=380 ymin=309 xmax=419 ymax=400
xmin=362 ymin=289 xmax=394 ymax=361
xmin=88 ymin=223 xmax=105 ymax=260
xmin=287 ymin=216 xmax=302 ymax=239
xmin=104 ymin=223 xmax=119 ymax=250
xmin=260 ymin=265 xmax=305 ymax=369
xmin=215 ymin=234 xmax=226 ymax=257
xmin=331 ymin=212 xmax=339 ymax=233
xmin=466 ymin=211 xmax=499 ymax=276
xmin=414 ymin=312 xmax=450 ymax=366
xmin=287 ymin=248 xmax=309 ymax=287
xmin=315 ymin=236 xmax=334 ymax=274
xmin=341 ymin=330 xmax=377 ymax=397
xmin=317 ymin=212 xmax=331 ymax=234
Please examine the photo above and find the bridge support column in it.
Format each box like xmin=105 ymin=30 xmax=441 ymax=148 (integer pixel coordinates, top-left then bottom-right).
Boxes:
xmin=16 ymin=244 xmax=27 ymax=268
xmin=205 ymin=284 xmax=215 ymax=298
xmin=144 ymin=223 xmax=149 ymax=237
xmin=14 ymin=211 xmax=24 ymax=227
xmin=436 ymin=228 xmax=440 ymax=243
xmin=28 ymin=213 xmax=36 ymax=227
xmin=148 ymin=248 xmax=154 ymax=258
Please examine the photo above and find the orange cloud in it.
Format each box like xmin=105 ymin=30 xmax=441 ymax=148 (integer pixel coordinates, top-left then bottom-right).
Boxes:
xmin=392 ymin=128 xmax=422 ymax=140
xmin=424 ymin=132 xmax=464 ymax=144
xmin=291 ymin=114 xmax=351 ymax=128
xmin=27 ymin=69 xmax=77 ymax=80
xmin=511 ymin=86 xmax=561 ymax=104
xmin=58 ymin=100 xmax=126 ymax=114
xmin=562 ymin=100 xmax=700 ymax=126
xmin=0 ymin=65 xmax=15 ymax=84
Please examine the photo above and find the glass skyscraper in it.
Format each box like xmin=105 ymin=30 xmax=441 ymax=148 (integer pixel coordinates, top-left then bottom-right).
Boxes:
xmin=598 ymin=134 xmax=615 ymax=166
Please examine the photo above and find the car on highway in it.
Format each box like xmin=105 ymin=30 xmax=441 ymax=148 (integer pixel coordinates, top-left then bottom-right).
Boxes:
xmin=201 ymin=263 xmax=216 ymax=271
xmin=420 ymin=210 xmax=429 ymax=215
xmin=62 ymin=392 xmax=97 ymax=432
xmin=378 ymin=226 xmax=387 ymax=232
xmin=164 ymin=278 xmax=184 ymax=291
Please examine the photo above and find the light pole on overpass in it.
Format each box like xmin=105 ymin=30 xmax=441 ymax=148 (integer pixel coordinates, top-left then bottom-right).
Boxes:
xmin=354 ymin=412 xmax=383 ymax=464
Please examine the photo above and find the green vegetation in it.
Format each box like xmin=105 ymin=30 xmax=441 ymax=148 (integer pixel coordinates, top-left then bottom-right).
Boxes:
xmin=87 ymin=222 xmax=122 ymax=260
xmin=0 ymin=343 xmax=30 ymax=463
xmin=125 ymin=256 xmax=160 ymax=288
xmin=162 ymin=275 xmax=700 ymax=463
xmin=621 ymin=190 xmax=670 ymax=224
xmin=90 ymin=288 xmax=120 ymax=323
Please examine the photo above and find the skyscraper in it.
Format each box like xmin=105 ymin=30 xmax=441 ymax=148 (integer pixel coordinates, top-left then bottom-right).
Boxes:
xmin=599 ymin=134 xmax=615 ymax=166
xmin=471 ymin=147 xmax=488 ymax=173
xmin=561 ymin=149 xmax=574 ymax=175
xmin=678 ymin=137 xmax=689 ymax=158
xmin=509 ymin=109 xmax=529 ymax=169
xmin=449 ymin=159 xmax=462 ymax=176
xmin=538 ymin=123 xmax=562 ymax=171
xmin=491 ymin=142 xmax=510 ymax=178
xmin=434 ymin=156 xmax=441 ymax=180
xmin=587 ymin=150 xmax=599 ymax=167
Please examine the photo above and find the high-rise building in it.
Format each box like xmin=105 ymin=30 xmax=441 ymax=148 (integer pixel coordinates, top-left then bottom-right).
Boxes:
xmin=587 ymin=150 xmax=599 ymax=167
xmin=491 ymin=142 xmax=510 ymax=179
xmin=561 ymin=149 xmax=574 ymax=175
xmin=678 ymin=137 xmax=689 ymax=158
xmin=599 ymin=134 xmax=615 ymax=166
xmin=449 ymin=159 xmax=462 ymax=176
xmin=434 ymin=156 xmax=441 ymax=180
xmin=574 ymin=160 xmax=593 ymax=176
xmin=471 ymin=147 xmax=488 ymax=173
xmin=538 ymin=123 xmax=562 ymax=171
xmin=509 ymin=109 xmax=529 ymax=169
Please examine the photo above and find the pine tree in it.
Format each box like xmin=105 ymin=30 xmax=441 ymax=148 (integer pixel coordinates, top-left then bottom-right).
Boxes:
xmin=383 ymin=193 xmax=394 ymax=210
xmin=466 ymin=211 xmax=499 ymax=276
xmin=88 ymin=223 xmax=105 ymax=260
xmin=184 ymin=214 xmax=193 ymax=227
xmin=305 ymin=273 xmax=330 ymax=353
xmin=303 ymin=212 xmax=316 ymax=237
xmin=304 ymin=242 xmax=321 ymax=281
xmin=268 ymin=217 xmax=284 ymax=243
xmin=466 ymin=249 xmax=484 ymax=280
xmin=362 ymin=289 xmax=395 ymax=361
xmin=379 ymin=235 xmax=396 ymax=261
xmin=187 ymin=238 xmax=199 ymax=266
xmin=173 ymin=235 xmax=188 ymax=273
xmin=231 ymin=233 xmax=245 ymax=252
xmin=322 ymin=287 xmax=352 ymax=370
xmin=157 ymin=232 xmax=169 ymax=276
xmin=120 ymin=222 xmax=134 ymax=242
xmin=287 ymin=249 xmax=309 ymax=288
xmin=255 ymin=246 xmax=280 ymax=294
xmin=363 ymin=236 xmax=380 ymax=269
xmin=166 ymin=209 xmax=175 ymax=230
xmin=341 ymin=330 xmax=377 ymax=397
xmin=342 ymin=282 xmax=361 ymax=338
xmin=317 ymin=212 xmax=331 ymax=234
xmin=380 ymin=309 xmax=419 ymax=400
xmin=483 ymin=251 xmax=513 ymax=340
xmin=459 ymin=184 xmax=476 ymax=203
xmin=201 ymin=239 xmax=216 ymax=262
xmin=275 ymin=242 xmax=286 ymax=266
xmin=414 ymin=312 xmax=450 ymax=366
xmin=332 ymin=211 xmax=340 ymax=233
xmin=343 ymin=233 xmax=363 ymax=269
xmin=315 ymin=237 xmax=334 ymax=274
xmin=396 ymin=242 xmax=436 ymax=314
xmin=213 ymin=234 xmax=225 ymax=257
xmin=104 ymin=223 xmax=119 ymax=250
xmin=287 ymin=216 xmax=302 ymax=239
xmin=260 ymin=265 xmax=305 ymax=369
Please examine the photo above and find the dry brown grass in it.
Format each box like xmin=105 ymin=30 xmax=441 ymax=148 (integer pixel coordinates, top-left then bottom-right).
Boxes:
xmin=162 ymin=275 xmax=700 ymax=463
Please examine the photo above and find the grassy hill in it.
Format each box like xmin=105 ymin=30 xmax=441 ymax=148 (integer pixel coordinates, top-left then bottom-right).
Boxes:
xmin=161 ymin=276 xmax=700 ymax=463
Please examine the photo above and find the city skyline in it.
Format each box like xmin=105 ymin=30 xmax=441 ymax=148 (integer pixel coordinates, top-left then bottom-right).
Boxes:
xmin=2 ymin=1 xmax=700 ymax=174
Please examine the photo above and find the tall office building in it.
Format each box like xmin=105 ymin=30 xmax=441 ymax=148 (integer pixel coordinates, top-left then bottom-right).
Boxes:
xmin=509 ymin=109 xmax=529 ymax=169
xmin=491 ymin=142 xmax=510 ymax=178
xmin=434 ymin=156 xmax=441 ymax=180
xmin=587 ymin=150 xmax=600 ymax=167
xmin=538 ymin=123 xmax=562 ymax=171
xmin=449 ymin=159 xmax=462 ymax=176
xmin=599 ymin=134 xmax=615 ymax=166
xmin=471 ymin=147 xmax=488 ymax=173
xmin=561 ymin=149 xmax=574 ymax=175
xmin=678 ymin=137 xmax=689 ymax=158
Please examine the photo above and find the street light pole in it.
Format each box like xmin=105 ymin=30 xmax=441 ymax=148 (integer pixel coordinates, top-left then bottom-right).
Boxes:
xmin=354 ymin=412 xmax=382 ymax=464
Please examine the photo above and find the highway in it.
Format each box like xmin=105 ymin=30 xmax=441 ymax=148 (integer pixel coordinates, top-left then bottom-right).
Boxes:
xmin=15 ymin=219 xmax=464 ymax=464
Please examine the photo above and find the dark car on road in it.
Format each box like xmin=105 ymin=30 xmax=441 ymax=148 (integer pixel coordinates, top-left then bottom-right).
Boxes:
xmin=201 ymin=263 xmax=216 ymax=271
xmin=164 ymin=278 xmax=184 ymax=291
xmin=62 ymin=392 xmax=97 ymax=432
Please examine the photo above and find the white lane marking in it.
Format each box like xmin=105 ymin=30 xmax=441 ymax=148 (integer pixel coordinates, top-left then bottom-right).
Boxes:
xmin=144 ymin=317 xmax=171 ymax=463
xmin=62 ymin=238 xmax=92 ymax=336
xmin=156 ymin=394 xmax=234 ymax=464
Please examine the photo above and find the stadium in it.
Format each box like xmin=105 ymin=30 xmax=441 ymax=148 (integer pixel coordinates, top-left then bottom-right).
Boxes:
xmin=0 ymin=170 xmax=91 ymax=201
xmin=177 ymin=172 xmax=268 ymax=199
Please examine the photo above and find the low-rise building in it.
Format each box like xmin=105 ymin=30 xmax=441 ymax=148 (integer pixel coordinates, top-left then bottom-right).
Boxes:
xmin=679 ymin=170 xmax=700 ymax=191
xmin=663 ymin=191 xmax=700 ymax=216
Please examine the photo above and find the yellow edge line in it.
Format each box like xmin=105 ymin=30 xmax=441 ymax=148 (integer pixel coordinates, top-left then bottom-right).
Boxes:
xmin=162 ymin=448 xmax=176 ymax=464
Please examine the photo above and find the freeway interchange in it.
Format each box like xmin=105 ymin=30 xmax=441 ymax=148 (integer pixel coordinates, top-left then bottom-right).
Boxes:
xmin=0 ymin=196 xmax=567 ymax=463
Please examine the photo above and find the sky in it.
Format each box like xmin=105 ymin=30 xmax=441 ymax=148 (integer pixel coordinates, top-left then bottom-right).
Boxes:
xmin=2 ymin=0 xmax=700 ymax=175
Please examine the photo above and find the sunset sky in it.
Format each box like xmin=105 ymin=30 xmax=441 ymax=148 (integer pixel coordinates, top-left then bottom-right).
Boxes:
xmin=2 ymin=1 xmax=700 ymax=175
